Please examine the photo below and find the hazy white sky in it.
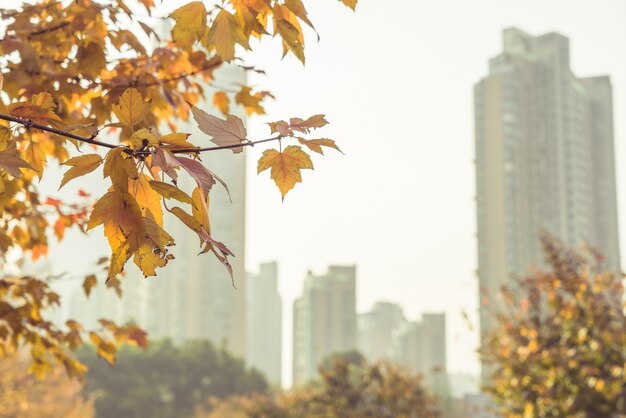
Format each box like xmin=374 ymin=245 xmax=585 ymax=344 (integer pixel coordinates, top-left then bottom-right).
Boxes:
xmin=237 ymin=0 xmax=626 ymax=383
xmin=5 ymin=0 xmax=625 ymax=387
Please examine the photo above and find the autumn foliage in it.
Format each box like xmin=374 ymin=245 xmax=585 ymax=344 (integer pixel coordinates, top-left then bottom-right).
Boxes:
xmin=0 ymin=353 xmax=95 ymax=417
xmin=0 ymin=0 xmax=353 ymax=378
xmin=197 ymin=356 xmax=441 ymax=418
xmin=481 ymin=236 xmax=626 ymax=418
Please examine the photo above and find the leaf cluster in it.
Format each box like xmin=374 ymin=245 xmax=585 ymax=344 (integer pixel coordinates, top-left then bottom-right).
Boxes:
xmin=200 ymin=356 xmax=441 ymax=418
xmin=481 ymin=235 xmax=626 ymax=417
xmin=0 ymin=0 xmax=354 ymax=379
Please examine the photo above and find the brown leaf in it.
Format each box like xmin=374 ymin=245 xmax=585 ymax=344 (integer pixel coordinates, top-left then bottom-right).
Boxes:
xmin=0 ymin=151 xmax=32 ymax=177
xmin=82 ymin=275 xmax=97 ymax=298
xmin=189 ymin=104 xmax=247 ymax=152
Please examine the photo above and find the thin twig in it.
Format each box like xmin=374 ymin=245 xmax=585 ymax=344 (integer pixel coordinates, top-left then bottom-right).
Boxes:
xmin=0 ymin=113 xmax=283 ymax=155
xmin=0 ymin=113 xmax=120 ymax=150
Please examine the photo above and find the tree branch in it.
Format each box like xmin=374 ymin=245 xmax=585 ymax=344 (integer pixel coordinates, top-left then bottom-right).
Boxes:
xmin=0 ymin=113 xmax=282 ymax=156
xmin=0 ymin=113 xmax=120 ymax=150
xmin=103 ymin=57 xmax=223 ymax=89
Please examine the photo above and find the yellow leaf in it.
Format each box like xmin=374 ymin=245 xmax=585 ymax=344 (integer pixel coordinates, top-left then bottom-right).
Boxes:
xmin=134 ymin=243 xmax=167 ymax=277
xmin=59 ymin=154 xmax=102 ymax=189
xmin=235 ymin=86 xmax=265 ymax=116
xmin=24 ymin=141 xmax=46 ymax=175
xmin=297 ymin=138 xmax=342 ymax=155
xmin=257 ymin=145 xmax=313 ymax=199
xmin=112 ymin=88 xmax=147 ymax=127
xmin=339 ymin=0 xmax=357 ymax=10
xmin=284 ymin=0 xmax=316 ymax=31
xmin=273 ymin=5 xmax=305 ymax=63
xmin=87 ymin=191 xmax=145 ymax=276
xmin=170 ymin=1 xmax=207 ymax=49
xmin=159 ymin=133 xmax=196 ymax=149
xmin=192 ymin=186 xmax=210 ymax=235
xmin=213 ymin=91 xmax=230 ymax=115
xmin=128 ymin=128 xmax=158 ymax=150
xmin=523 ymin=403 xmax=534 ymax=418
xmin=204 ymin=9 xmax=249 ymax=61
xmin=104 ymin=148 xmax=138 ymax=192
xmin=149 ymin=180 xmax=192 ymax=204
xmin=129 ymin=173 xmax=164 ymax=224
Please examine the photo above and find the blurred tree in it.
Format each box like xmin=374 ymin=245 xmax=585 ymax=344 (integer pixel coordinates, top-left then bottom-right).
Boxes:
xmin=198 ymin=356 xmax=441 ymax=418
xmin=0 ymin=353 xmax=95 ymax=418
xmin=78 ymin=339 xmax=268 ymax=418
xmin=481 ymin=235 xmax=626 ymax=418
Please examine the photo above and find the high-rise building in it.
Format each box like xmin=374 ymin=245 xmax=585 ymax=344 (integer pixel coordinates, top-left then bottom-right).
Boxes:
xmin=474 ymin=28 xmax=620 ymax=356
xmin=246 ymin=262 xmax=282 ymax=385
xmin=144 ymin=66 xmax=247 ymax=355
xmin=357 ymin=301 xmax=406 ymax=361
xmin=392 ymin=313 xmax=448 ymax=396
xmin=292 ymin=265 xmax=357 ymax=385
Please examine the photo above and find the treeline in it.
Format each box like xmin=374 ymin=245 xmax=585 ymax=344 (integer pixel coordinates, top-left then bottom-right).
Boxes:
xmin=77 ymin=340 xmax=268 ymax=418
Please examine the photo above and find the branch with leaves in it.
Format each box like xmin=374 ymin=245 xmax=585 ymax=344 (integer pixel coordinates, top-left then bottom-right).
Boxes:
xmin=0 ymin=0 xmax=355 ymax=378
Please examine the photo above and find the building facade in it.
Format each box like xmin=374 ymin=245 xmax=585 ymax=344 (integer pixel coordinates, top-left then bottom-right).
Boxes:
xmin=292 ymin=265 xmax=357 ymax=385
xmin=357 ymin=301 xmax=406 ymax=361
xmin=245 ymin=262 xmax=282 ymax=385
xmin=474 ymin=28 xmax=620 ymax=358
xmin=392 ymin=313 xmax=448 ymax=396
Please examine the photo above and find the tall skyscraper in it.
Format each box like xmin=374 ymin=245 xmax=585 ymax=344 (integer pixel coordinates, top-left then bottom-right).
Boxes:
xmin=474 ymin=28 xmax=620 ymax=354
xmin=144 ymin=65 xmax=247 ymax=355
xmin=292 ymin=265 xmax=357 ymax=386
xmin=246 ymin=262 xmax=282 ymax=385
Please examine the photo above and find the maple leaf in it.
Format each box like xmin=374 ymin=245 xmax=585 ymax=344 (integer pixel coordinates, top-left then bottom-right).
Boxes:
xmin=174 ymin=155 xmax=216 ymax=195
xmin=189 ymin=104 xmax=247 ymax=152
xmin=82 ymin=274 xmax=97 ymax=298
xmin=170 ymin=1 xmax=207 ymax=49
xmin=149 ymin=180 xmax=192 ymax=204
xmin=104 ymin=148 xmax=138 ymax=192
xmin=125 ymin=325 xmax=149 ymax=348
xmin=297 ymin=138 xmax=342 ymax=155
xmin=129 ymin=128 xmax=158 ymax=150
xmin=235 ymin=86 xmax=266 ymax=115
xmin=284 ymin=0 xmax=317 ymax=34
xmin=340 ymin=0 xmax=358 ymax=10
xmin=129 ymin=173 xmax=164 ymax=224
xmin=191 ymin=186 xmax=210 ymax=235
xmin=0 ymin=151 xmax=32 ymax=177
xmin=257 ymin=145 xmax=313 ymax=199
xmin=8 ymin=92 xmax=65 ymax=128
xmin=59 ymin=154 xmax=102 ymax=189
xmin=170 ymin=206 xmax=233 ymax=258
xmin=158 ymin=133 xmax=196 ymax=150
xmin=24 ymin=141 xmax=46 ymax=175
xmin=203 ymin=9 xmax=249 ymax=61
xmin=213 ymin=91 xmax=230 ymax=116
xmin=268 ymin=114 xmax=328 ymax=136
xmin=152 ymin=148 xmax=180 ymax=181
xmin=289 ymin=114 xmax=328 ymax=133
xmin=112 ymin=88 xmax=148 ymax=127
xmin=273 ymin=5 xmax=305 ymax=63
xmin=87 ymin=191 xmax=145 ymax=277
